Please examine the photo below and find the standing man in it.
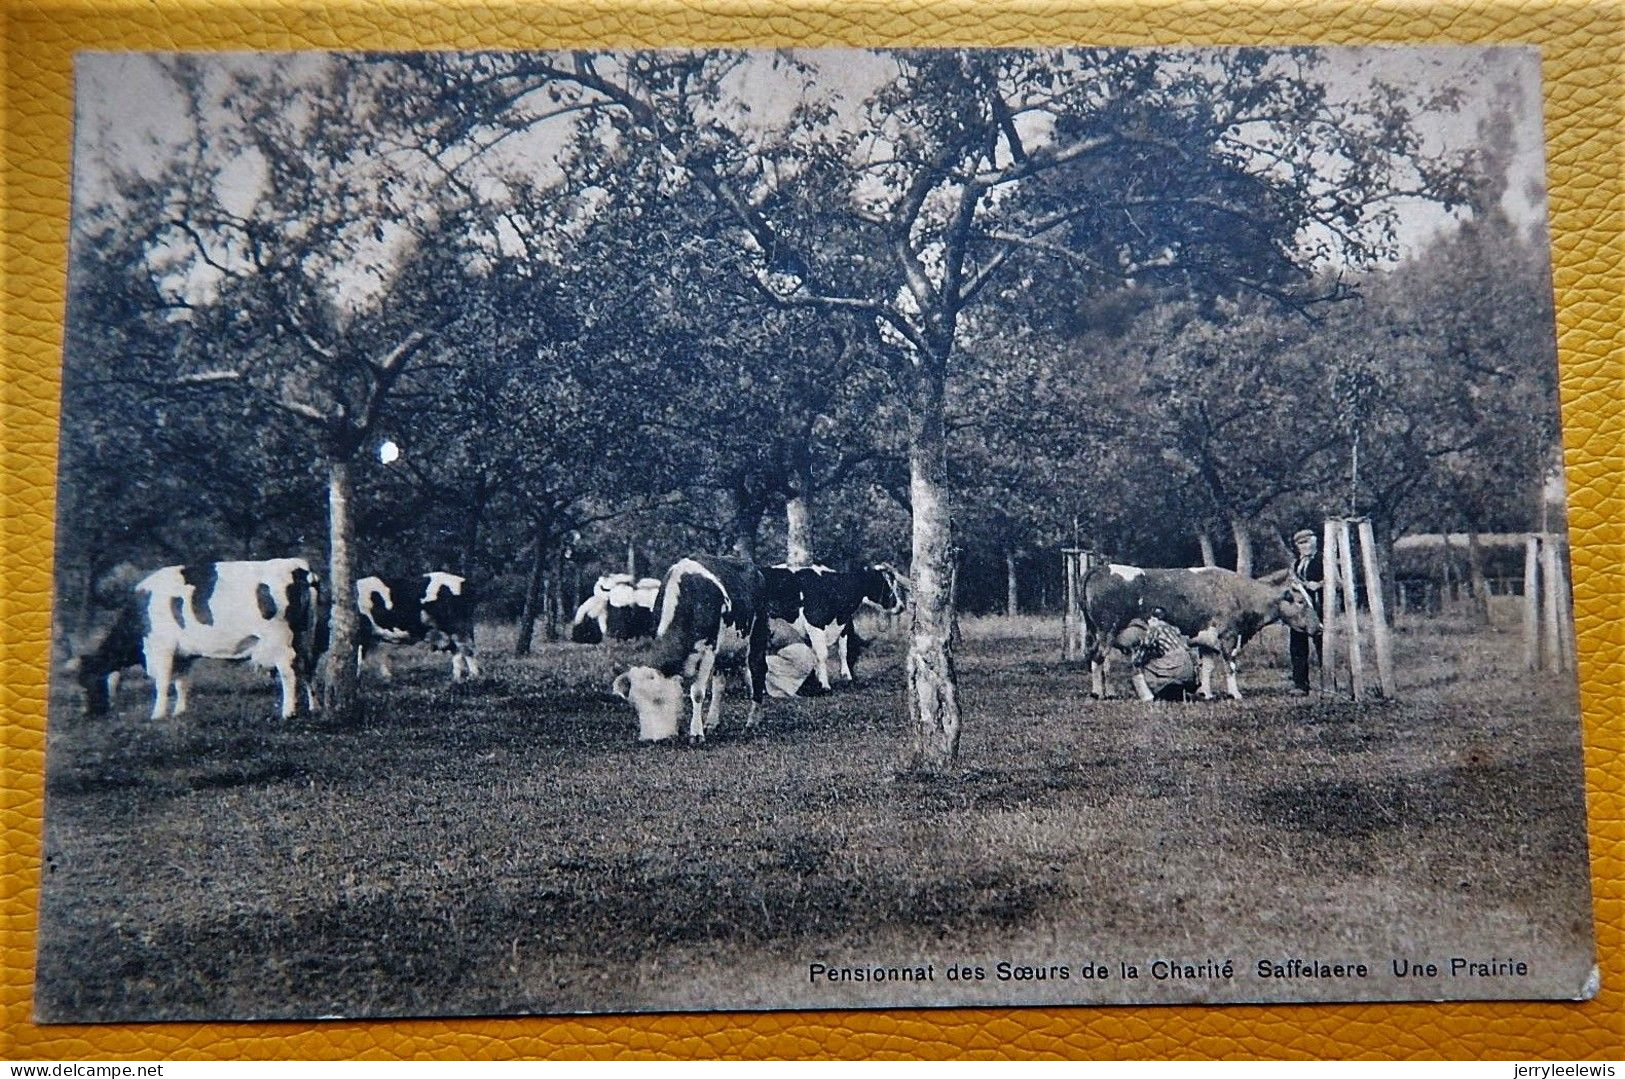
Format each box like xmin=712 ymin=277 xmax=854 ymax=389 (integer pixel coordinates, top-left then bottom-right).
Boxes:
xmin=1290 ymin=528 xmax=1324 ymax=693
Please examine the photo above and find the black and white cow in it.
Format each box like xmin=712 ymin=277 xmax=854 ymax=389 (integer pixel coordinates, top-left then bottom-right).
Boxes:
xmin=1082 ymin=564 xmax=1321 ymax=700
xmin=72 ymin=558 xmax=325 ymax=720
xmin=571 ymin=573 xmax=660 ymax=643
xmin=763 ymin=563 xmax=906 ymax=691
xmin=611 ymin=555 xmax=770 ymax=743
xmin=356 ymin=572 xmax=480 ymax=682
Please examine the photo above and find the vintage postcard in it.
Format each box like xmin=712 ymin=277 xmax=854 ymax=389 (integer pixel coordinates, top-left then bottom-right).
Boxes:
xmin=38 ymin=46 xmax=1594 ymax=1021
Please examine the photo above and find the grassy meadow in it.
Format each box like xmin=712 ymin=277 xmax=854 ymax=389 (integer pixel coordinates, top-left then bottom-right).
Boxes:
xmin=35 ymin=611 xmax=1595 ymax=1021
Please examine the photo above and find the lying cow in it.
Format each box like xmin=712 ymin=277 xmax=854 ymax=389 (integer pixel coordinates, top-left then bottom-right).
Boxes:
xmin=356 ymin=572 xmax=480 ymax=682
xmin=1082 ymin=564 xmax=1321 ymax=700
xmin=71 ymin=558 xmax=325 ymax=720
xmin=611 ymin=555 xmax=770 ymax=743
xmin=763 ymin=562 xmax=905 ymax=691
xmin=570 ymin=574 xmax=660 ymax=643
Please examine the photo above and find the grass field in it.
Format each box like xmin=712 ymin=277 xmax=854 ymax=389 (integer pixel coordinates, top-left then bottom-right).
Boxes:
xmin=35 ymin=613 xmax=1595 ymax=1021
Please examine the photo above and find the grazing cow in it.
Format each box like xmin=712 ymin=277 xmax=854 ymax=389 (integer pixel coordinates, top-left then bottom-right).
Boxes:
xmin=1082 ymin=564 xmax=1321 ymax=700
xmin=72 ymin=558 xmax=324 ymax=720
xmin=356 ymin=572 xmax=480 ymax=682
xmin=763 ymin=562 xmax=906 ymax=691
xmin=570 ymin=574 xmax=660 ymax=642
xmin=611 ymin=555 xmax=770 ymax=743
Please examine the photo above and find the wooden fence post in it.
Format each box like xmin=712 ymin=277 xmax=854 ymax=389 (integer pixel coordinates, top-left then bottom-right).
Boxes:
xmin=1062 ymin=549 xmax=1078 ymax=662
xmin=1554 ymin=537 xmax=1577 ymax=672
xmin=1522 ymin=534 xmax=1541 ymax=670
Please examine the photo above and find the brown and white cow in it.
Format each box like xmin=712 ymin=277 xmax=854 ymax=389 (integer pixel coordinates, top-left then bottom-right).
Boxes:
xmin=72 ymin=558 xmax=325 ymax=720
xmin=1082 ymin=564 xmax=1321 ymax=700
xmin=356 ymin=572 xmax=480 ymax=682
xmin=763 ymin=563 xmax=905 ymax=691
xmin=611 ymin=555 xmax=770 ymax=743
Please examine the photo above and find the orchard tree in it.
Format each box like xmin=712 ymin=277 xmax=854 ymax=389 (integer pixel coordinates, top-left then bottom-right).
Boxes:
xmin=420 ymin=48 xmax=1463 ymax=770
xmin=90 ymin=56 xmax=473 ymax=721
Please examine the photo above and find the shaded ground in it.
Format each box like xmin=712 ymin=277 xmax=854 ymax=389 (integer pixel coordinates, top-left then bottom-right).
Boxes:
xmin=34 ymin=614 xmax=1595 ymax=1021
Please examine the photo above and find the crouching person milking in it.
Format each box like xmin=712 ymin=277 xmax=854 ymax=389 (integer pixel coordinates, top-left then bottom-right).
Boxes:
xmin=1120 ymin=608 xmax=1200 ymax=702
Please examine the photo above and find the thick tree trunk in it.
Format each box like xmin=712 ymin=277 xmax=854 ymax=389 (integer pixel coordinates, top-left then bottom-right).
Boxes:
xmin=1197 ymin=531 xmax=1217 ymax=568
xmin=1229 ymin=515 xmax=1253 ymax=577
xmin=905 ymin=362 xmax=962 ymax=773
xmin=323 ymin=456 xmax=360 ymax=722
xmin=785 ymin=441 xmax=815 ymax=567
xmin=515 ymin=525 xmax=548 ymax=657
xmin=1005 ymin=548 xmax=1019 ymax=617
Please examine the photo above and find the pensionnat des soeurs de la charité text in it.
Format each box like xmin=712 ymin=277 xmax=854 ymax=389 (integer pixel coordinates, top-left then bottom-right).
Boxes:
xmin=807 ymin=955 xmax=1534 ymax=987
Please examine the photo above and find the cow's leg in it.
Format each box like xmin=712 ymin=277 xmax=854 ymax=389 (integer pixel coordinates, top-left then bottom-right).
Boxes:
xmin=745 ymin=615 xmax=769 ymax=730
xmin=805 ymin=623 xmax=834 ymax=691
xmin=1197 ymin=653 xmax=1217 ymax=700
xmin=145 ymin=646 xmax=174 ymax=720
xmin=1224 ymin=656 xmax=1242 ymax=700
xmin=172 ymin=669 xmax=191 ymax=715
xmin=836 ymin=631 xmax=853 ymax=681
xmin=1089 ymin=653 xmax=1105 ymax=699
xmin=706 ymin=672 xmax=725 ymax=731
xmin=448 ymin=636 xmax=479 ymax=682
xmin=689 ymin=646 xmax=718 ymax=744
xmin=106 ymin=671 xmax=122 ymax=708
xmin=274 ymin=658 xmax=299 ymax=720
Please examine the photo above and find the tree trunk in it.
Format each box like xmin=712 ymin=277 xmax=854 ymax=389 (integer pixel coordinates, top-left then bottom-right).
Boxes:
xmin=1197 ymin=531 xmax=1217 ymax=567
xmin=550 ymin=543 xmax=568 ymax=641
xmin=730 ymin=485 xmax=765 ymax=563
xmin=323 ymin=456 xmax=360 ymax=722
xmin=1229 ymin=515 xmax=1253 ymax=577
xmin=1465 ymin=528 xmax=1491 ymax=625
xmin=1005 ymin=548 xmax=1019 ymax=617
xmin=460 ymin=477 xmax=487 ymax=574
xmin=515 ymin=524 xmax=548 ymax=657
xmin=785 ymin=440 xmax=815 ymax=567
xmin=905 ymin=361 xmax=961 ymax=773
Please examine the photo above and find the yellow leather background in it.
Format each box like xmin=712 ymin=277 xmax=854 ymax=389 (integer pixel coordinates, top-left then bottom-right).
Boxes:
xmin=2 ymin=0 xmax=1620 ymax=1060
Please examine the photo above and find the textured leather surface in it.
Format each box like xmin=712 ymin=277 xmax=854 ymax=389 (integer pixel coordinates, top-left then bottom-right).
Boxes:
xmin=2 ymin=0 xmax=1620 ymax=1060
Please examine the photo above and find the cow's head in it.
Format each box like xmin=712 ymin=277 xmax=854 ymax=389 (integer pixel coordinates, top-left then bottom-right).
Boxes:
xmin=612 ymin=666 xmax=684 ymax=742
xmin=1276 ymin=579 xmax=1322 ymax=635
xmin=862 ymin=563 xmax=908 ymax=615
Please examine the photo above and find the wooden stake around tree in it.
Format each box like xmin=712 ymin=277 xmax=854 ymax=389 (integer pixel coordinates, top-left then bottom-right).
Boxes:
xmin=1357 ymin=517 xmax=1396 ymax=699
xmin=1321 ymin=520 xmax=1340 ymax=693
xmin=1336 ymin=518 xmax=1365 ymax=701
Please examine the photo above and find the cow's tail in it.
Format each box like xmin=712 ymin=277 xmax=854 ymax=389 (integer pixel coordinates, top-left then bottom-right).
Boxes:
xmin=296 ymin=568 xmax=329 ymax=675
xmin=1078 ymin=565 xmax=1113 ymax=659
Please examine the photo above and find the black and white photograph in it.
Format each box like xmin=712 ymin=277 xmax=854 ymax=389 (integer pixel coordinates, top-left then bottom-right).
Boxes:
xmin=39 ymin=46 xmax=1595 ymax=1022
